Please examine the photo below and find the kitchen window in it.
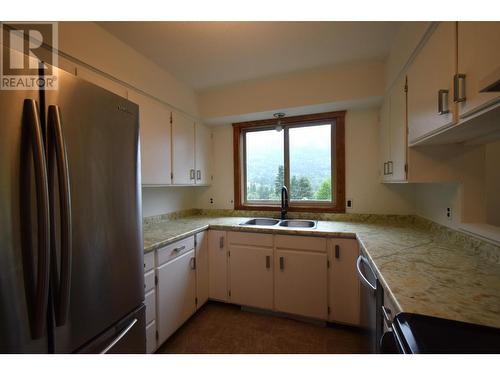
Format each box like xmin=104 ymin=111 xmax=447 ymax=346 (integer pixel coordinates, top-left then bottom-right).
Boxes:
xmin=233 ymin=111 xmax=345 ymax=212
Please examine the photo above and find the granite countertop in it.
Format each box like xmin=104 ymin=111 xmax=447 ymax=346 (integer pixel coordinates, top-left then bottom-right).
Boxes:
xmin=143 ymin=212 xmax=500 ymax=330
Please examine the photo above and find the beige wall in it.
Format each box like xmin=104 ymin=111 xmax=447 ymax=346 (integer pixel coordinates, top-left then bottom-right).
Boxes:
xmin=196 ymin=108 xmax=415 ymax=214
xmin=56 ymin=22 xmax=200 ymax=218
xmin=485 ymin=140 xmax=500 ymax=226
xmin=58 ymin=22 xmax=198 ymax=116
xmin=142 ymin=187 xmax=198 ymax=218
xmin=199 ymin=61 xmax=385 ymax=122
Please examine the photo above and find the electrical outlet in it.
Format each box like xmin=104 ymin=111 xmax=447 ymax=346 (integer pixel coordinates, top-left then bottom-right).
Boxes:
xmin=446 ymin=207 xmax=452 ymax=220
xmin=347 ymin=199 xmax=353 ymax=208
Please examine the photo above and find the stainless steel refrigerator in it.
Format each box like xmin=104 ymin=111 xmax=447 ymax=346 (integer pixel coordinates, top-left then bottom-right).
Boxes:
xmin=0 ymin=45 xmax=145 ymax=353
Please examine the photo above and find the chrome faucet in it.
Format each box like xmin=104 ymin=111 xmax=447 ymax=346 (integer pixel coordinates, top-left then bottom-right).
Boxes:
xmin=280 ymin=186 xmax=289 ymax=220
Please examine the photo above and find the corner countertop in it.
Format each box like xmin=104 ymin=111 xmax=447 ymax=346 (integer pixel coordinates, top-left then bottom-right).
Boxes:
xmin=143 ymin=214 xmax=500 ymax=330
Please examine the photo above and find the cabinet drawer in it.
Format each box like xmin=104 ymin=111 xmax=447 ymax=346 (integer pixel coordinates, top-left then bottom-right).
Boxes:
xmin=144 ymin=269 xmax=155 ymax=293
xmin=227 ymin=231 xmax=273 ymax=247
xmin=144 ymin=251 xmax=155 ymax=272
xmin=157 ymin=236 xmax=195 ymax=266
xmin=146 ymin=320 xmax=156 ymax=354
xmin=275 ymin=235 xmax=327 ymax=253
xmin=144 ymin=289 xmax=156 ymax=325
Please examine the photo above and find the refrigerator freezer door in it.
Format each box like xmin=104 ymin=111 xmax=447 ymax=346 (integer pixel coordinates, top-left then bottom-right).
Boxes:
xmin=76 ymin=304 xmax=146 ymax=354
xmin=0 ymin=47 xmax=49 ymax=353
xmin=44 ymin=67 xmax=144 ymax=353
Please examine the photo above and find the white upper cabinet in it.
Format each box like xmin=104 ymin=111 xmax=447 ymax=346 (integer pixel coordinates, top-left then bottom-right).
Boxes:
xmin=379 ymin=97 xmax=391 ymax=181
xmin=194 ymin=123 xmax=212 ymax=185
xmin=381 ymin=74 xmax=408 ymax=182
xmin=457 ymin=22 xmax=500 ymax=118
xmin=172 ymin=110 xmax=196 ymax=185
xmin=388 ymin=74 xmax=408 ymax=181
xmin=76 ymin=65 xmax=128 ymax=98
xmin=128 ymin=91 xmax=172 ymax=186
xmin=407 ymin=22 xmax=456 ymax=144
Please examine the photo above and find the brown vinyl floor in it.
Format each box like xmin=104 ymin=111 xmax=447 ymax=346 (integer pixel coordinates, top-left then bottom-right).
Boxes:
xmin=156 ymin=302 xmax=370 ymax=354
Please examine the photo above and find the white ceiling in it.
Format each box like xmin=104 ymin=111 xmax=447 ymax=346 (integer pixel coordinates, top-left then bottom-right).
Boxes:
xmin=98 ymin=21 xmax=400 ymax=91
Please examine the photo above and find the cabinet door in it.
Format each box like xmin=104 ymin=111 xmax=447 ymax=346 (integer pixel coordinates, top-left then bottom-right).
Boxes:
xmin=195 ymin=231 xmax=209 ymax=308
xmin=208 ymin=230 xmax=228 ymax=301
xmin=328 ymin=239 xmax=360 ymax=326
xmin=229 ymin=245 xmax=273 ymax=310
xmin=275 ymin=250 xmax=328 ymax=320
xmin=128 ymin=91 xmax=171 ymax=185
xmin=457 ymin=21 xmax=500 ymax=118
xmin=172 ymin=110 xmax=195 ymax=185
xmin=388 ymin=74 xmax=407 ymax=181
xmin=157 ymin=250 xmax=196 ymax=344
xmin=195 ymin=122 xmax=212 ymax=185
xmin=379 ymin=97 xmax=391 ymax=181
xmin=407 ymin=22 xmax=456 ymax=143
xmin=76 ymin=65 xmax=128 ymax=98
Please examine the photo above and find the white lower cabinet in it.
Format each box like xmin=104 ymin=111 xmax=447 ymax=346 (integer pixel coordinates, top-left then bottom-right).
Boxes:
xmin=208 ymin=230 xmax=228 ymax=301
xmin=229 ymin=244 xmax=274 ymax=310
xmin=274 ymin=235 xmax=328 ymax=320
xmin=195 ymin=231 xmax=209 ymax=308
xmin=157 ymin=248 xmax=196 ymax=344
xmin=328 ymin=239 xmax=361 ymax=326
xmin=145 ymin=321 xmax=156 ymax=354
xmin=143 ymin=252 xmax=157 ymax=353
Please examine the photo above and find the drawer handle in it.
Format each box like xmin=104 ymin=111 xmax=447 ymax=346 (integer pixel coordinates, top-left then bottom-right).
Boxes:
xmin=196 ymin=170 xmax=201 ymax=180
xmin=173 ymin=245 xmax=185 ymax=253
xmin=190 ymin=257 xmax=196 ymax=270
xmin=219 ymin=236 xmax=224 ymax=249
xmin=335 ymin=245 xmax=340 ymax=259
xmin=265 ymin=255 xmax=270 ymax=269
xmin=279 ymin=256 xmax=284 ymax=270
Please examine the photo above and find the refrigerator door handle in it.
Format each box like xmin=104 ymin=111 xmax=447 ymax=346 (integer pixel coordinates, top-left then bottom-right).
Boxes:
xmin=100 ymin=318 xmax=138 ymax=354
xmin=21 ymin=99 xmax=51 ymax=339
xmin=48 ymin=105 xmax=72 ymax=327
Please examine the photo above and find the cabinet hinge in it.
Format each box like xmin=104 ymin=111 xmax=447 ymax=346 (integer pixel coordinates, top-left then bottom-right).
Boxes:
xmin=154 ymin=275 xmax=158 ymax=286
xmin=169 ymin=112 xmax=173 ymax=124
xmin=328 ymin=306 xmax=331 ymax=315
xmin=404 ymin=76 xmax=408 ymax=93
xmin=195 ymin=297 xmax=198 ymax=306
xmin=227 ymin=251 xmax=230 ymax=258
xmin=170 ymin=172 xmax=173 ymax=180
xmin=327 ymin=260 xmax=330 ymax=268
xmin=155 ymin=330 xmax=159 ymax=340
xmin=228 ymin=290 xmax=231 ymax=297
xmin=404 ymin=163 xmax=408 ymax=173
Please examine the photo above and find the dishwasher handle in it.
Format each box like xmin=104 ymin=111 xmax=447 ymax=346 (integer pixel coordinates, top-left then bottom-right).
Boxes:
xmin=356 ymin=255 xmax=377 ymax=292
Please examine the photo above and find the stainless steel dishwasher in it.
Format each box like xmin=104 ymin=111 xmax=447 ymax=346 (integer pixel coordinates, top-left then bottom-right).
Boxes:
xmin=356 ymin=254 xmax=383 ymax=353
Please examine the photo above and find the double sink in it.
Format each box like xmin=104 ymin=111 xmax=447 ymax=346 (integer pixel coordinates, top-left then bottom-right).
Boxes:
xmin=240 ymin=218 xmax=317 ymax=229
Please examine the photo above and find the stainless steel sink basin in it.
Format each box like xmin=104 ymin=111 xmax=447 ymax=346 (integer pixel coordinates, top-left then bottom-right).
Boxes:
xmin=240 ymin=218 xmax=280 ymax=226
xmin=278 ymin=219 xmax=317 ymax=228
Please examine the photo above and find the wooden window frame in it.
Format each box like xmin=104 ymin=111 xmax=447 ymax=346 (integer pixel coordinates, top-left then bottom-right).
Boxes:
xmin=233 ymin=111 xmax=345 ymax=213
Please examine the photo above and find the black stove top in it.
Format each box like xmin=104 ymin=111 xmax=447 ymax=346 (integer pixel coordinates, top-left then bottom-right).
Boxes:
xmin=392 ymin=313 xmax=500 ymax=354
